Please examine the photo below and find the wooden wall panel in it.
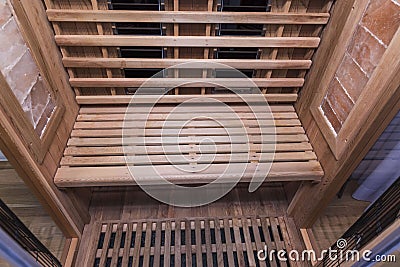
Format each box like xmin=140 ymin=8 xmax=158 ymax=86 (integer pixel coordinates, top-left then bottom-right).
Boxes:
xmin=290 ymin=0 xmax=400 ymax=227
xmin=0 ymin=0 xmax=91 ymax=239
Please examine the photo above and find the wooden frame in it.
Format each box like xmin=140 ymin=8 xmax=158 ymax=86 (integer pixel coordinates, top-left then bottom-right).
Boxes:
xmin=0 ymin=70 xmax=64 ymax=163
xmin=289 ymin=0 xmax=400 ymax=227
xmin=310 ymin=20 xmax=400 ymax=160
xmin=0 ymin=0 xmax=89 ymax=239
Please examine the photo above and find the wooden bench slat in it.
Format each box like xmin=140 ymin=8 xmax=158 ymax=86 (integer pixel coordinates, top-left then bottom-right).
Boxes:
xmin=79 ymin=104 xmax=296 ymax=114
xmin=64 ymin=143 xmax=314 ymax=156
xmin=71 ymin=127 xmax=305 ymax=138
xmin=77 ymin=112 xmax=297 ymax=121
xmin=55 ymin=161 xmax=323 ymax=187
xmin=73 ymin=119 xmax=301 ymax=129
xmin=61 ymin=151 xmax=317 ymax=167
xmin=67 ymin=134 xmax=308 ymax=146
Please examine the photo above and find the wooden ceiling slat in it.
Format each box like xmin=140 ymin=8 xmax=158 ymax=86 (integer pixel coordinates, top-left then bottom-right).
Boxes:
xmin=55 ymin=35 xmax=320 ymax=48
xmin=46 ymin=10 xmax=330 ymax=24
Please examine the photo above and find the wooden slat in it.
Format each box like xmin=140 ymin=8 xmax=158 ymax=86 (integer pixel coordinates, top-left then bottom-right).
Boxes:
xmin=121 ymin=223 xmax=133 ymax=266
xmin=99 ymin=223 xmax=113 ymax=267
xmin=174 ymin=221 xmax=181 ymax=267
xmin=153 ymin=221 xmax=162 ymax=267
xmin=142 ymin=221 xmax=152 ymax=267
xmin=64 ymin=143 xmax=314 ymax=156
xmin=79 ymin=104 xmax=296 ymax=114
xmin=54 ymin=161 xmax=323 ymax=187
xmin=69 ymin=77 xmax=304 ymax=88
xmin=60 ymin=152 xmax=317 ymax=167
xmin=223 ymin=219 xmax=235 ymax=267
xmin=74 ymin=119 xmax=301 ymax=129
xmin=164 ymin=221 xmax=171 ymax=267
xmin=251 ymin=218 xmax=267 ymax=267
xmin=204 ymin=220 xmax=215 ymax=267
xmin=132 ymin=223 xmax=142 ymax=267
xmin=66 ymin=135 xmax=308 ymax=146
xmin=77 ymin=112 xmax=296 ymax=121
xmin=62 ymin=57 xmax=312 ymax=70
xmin=71 ymin=127 xmax=305 ymax=138
xmin=55 ymin=35 xmax=320 ymax=48
xmin=194 ymin=220 xmax=202 ymax=267
xmin=76 ymin=94 xmax=298 ymax=104
xmin=232 ymin=218 xmax=245 ymax=267
xmin=110 ymin=223 xmax=123 ymax=266
xmin=47 ymin=10 xmax=330 ymax=24
xmin=242 ymin=218 xmax=256 ymax=267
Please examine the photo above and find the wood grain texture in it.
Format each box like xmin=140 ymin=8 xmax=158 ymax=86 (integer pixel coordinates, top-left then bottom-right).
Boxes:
xmin=46 ymin=9 xmax=330 ymax=24
xmin=55 ymin=35 xmax=321 ymax=48
xmin=291 ymin=0 xmax=400 ymax=226
xmin=55 ymin=101 xmax=323 ymax=187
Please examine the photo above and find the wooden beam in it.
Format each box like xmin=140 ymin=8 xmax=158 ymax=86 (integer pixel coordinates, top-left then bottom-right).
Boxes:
xmin=76 ymin=94 xmax=298 ymax=104
xmin=46 ymin=10 xmax=330 ymax=24
xmin=62 ymin=58 xmax=312 ymax=69
xmin=55 ymin=35 xmax=320 ymax=48
xmin=69 ymin=78 xmax=304 ymax=88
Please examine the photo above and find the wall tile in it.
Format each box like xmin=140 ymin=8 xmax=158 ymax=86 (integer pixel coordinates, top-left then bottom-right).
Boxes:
xmin=348 ymin=26 xmax=386 ymax=77
xmin=0 ymin=17 xmax=27 ymax=71
xmin=0 ymin=0 xmax=12 ymax=27
xmin=361 ymin=0 xmax=400 ymax=46
xmin=30 ymin=77 xmax=51 ymax=125
xmin=336 ymin=53 xmax=368 ymax=103
xmin=22 ymin=93 xmax=34 ymax=125
xmin=326 ymin=78 xmax=354 ymax=123
xmin=321 ymin=99 xmax=342 ymax=133
xmin=35 ymin=100 xmax=55 ymax=137
xmin=5 ymin=50 xmax=40 ymax=104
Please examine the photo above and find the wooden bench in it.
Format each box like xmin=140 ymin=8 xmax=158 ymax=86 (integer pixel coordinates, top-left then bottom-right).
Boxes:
xmin=55 ymin=95 xmax=323 ymax=187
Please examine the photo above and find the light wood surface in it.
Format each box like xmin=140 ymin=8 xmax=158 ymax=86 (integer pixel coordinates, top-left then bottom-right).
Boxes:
xmin=55 ymin=100 xmax=323 ymax=187
xmin=46 ymin=10 xmax=330 ymax=24
xmin=0 ymin=162 xmax=65 ymax=260
xmin=55 ymin=35 xmax=320 ymax=48
xmin=75 ymin=185 xmax=307 ymax=266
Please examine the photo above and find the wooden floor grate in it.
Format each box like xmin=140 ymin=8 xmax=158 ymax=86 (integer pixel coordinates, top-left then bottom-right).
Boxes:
xmin=89 ymin=216 xmax=296 ymax=267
